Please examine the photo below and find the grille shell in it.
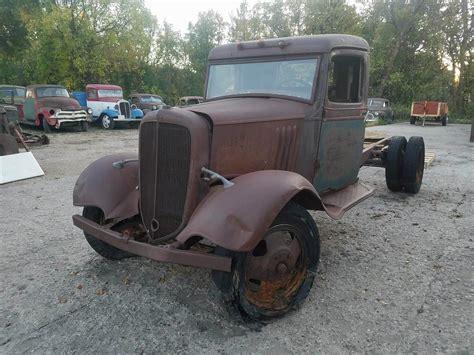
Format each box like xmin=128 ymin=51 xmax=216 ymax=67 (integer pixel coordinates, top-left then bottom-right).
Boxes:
xmin=119 ymin=101 xmax=131 ymax=118
xmin=139 ymin=122 xmax=192 ymax=240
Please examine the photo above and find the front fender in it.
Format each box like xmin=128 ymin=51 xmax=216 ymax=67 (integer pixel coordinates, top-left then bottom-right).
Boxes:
xmin=73 ymin=153 xmax=139 ymax=220
xmin=101 ymin=108 xmax=118 ymax=118
xmin=176 ymin=170 xmax=324 ymax=252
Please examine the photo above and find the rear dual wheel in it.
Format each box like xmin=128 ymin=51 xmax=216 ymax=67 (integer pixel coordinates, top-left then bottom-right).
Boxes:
xmin=385 ymin=136 xmax=425 ymax=194
xmin=212 ymin=202 xmax=320 ymax=322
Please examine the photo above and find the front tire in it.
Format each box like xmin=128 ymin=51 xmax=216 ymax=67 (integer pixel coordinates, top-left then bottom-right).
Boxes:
xmin=212 ymin=202 xmax=320 ymax=322
xmin=80 ymin=121 xmax=89 ymax=132
xmin=42 ymin=117 xmax=51 ymax=133
xmin=82 ymin=206 xmax=134 ymax=260
xmin=101 ymin=114 xmax=115 ymax=130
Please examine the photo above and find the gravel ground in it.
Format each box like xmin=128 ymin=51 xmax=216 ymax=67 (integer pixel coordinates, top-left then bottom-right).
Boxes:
xmin=1 ymin=122 xmax=472 ymax=354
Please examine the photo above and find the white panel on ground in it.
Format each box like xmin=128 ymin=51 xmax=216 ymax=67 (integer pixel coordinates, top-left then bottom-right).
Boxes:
xmin=0 ymin=152 xmax=45 ymax=184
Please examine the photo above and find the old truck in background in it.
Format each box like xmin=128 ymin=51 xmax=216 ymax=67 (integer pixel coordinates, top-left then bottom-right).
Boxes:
xmin=129 ymin=93 xmax=165 ymax=115
xmin=72 ymin=35 xmax=426 ymax=322
xmin=72 ymin=84 xmax=143 ymax=129
xmin=21 ymin=85 xmax=90 ymax=132
xmin=410 ymin=100 xmax=448 ymax=126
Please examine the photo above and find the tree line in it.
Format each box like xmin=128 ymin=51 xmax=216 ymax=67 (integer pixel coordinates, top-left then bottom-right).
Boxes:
xmin=0 ymin=0 xmax=472 ymax=119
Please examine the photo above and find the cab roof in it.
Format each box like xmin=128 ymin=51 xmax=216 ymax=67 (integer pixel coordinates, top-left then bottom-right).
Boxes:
xmin=86 ymin=84 xmax=122 ymax=91
xmin=0 ymin=85 xmax=25 ymax=89
xmin=26 ymin=84 xmax=66 ymax=89
xmin=208 ymin=34 xmax=369 ymax=61
xmin=131 ymin=93 xmax=162 ymax=98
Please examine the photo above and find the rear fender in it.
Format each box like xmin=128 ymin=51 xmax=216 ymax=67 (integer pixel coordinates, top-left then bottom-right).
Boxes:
xmin=73 ymin=153 xmax=139 ymax=220
xmin=131 ymin=108 xmax=143 ymax=118
xmin=176 ymin=170 xmax=324 ymax=252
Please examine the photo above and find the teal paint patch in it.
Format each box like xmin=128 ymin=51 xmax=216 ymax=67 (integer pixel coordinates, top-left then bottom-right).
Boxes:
xmin=313 ymin=119 xmax=365 ymax=192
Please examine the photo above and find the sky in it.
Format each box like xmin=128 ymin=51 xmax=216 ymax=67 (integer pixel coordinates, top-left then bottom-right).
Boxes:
xmin=144 ymin=0 xmax=259 ymax=33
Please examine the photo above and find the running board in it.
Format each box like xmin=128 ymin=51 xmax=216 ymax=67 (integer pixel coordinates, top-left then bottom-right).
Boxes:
xmin=320 ymin=181 xmax=374 ymax=220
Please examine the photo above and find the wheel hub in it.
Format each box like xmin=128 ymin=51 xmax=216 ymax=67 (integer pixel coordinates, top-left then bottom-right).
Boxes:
xmin=243 ymin=226 xmax=307 ymax=310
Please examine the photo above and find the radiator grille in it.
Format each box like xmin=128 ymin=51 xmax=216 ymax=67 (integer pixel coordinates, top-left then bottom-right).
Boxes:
xmin=119 ymin=101 xmax=131 ymax=118
xmin=139 ymin=122 xmax=191 ymax=239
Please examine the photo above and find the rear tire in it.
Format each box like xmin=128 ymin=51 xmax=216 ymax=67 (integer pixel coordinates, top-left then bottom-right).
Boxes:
xmin=212 ymin=202 xmax=320 ymax=322
xmin=82 ymin=206 xmax=134 ymax=260
xmin=402 ymin=136 xmax=425 ymax=194
xmin=385 ymin=136 xmax=407 ymax=192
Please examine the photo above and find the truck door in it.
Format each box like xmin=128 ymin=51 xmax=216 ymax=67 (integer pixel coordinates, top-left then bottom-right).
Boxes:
xmin=313 ymin=51 xmax=368 ymax=193
xmin=23 ymin=88 xmax=36 ymax=122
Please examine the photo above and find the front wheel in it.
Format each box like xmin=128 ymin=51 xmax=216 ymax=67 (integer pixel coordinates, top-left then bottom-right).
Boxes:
xmin=212 ymin=202 xmax=320 ymax=322
xmin=101 ymin=114 xmax=115 ymax=130
xmin=42 ymin=117 xmax=51 ymax=133
xmin=82 ymin=206 xmax=134 ymax=260
xmin=80 ymin=121 xmax=89 ymax=132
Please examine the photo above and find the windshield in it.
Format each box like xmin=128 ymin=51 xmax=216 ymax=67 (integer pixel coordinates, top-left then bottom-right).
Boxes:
xmin=368 ymin=99 xmax=385 ymax=108
xmin=140 ymin=96 xmax=162 ymax=103
xmin=206 ymin=58 xmax=318 ymax=101
xmin=0 ymin=87 xmax=25 ymax=100
xmin=98 ymin=89 xmax=123 ymax=98
xmin=36 ymin=87 xmax=69 ymax=98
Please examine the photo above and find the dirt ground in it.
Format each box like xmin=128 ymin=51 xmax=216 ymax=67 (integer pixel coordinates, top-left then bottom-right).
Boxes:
xmin=1 ymin=122 xmax=472 ymax=354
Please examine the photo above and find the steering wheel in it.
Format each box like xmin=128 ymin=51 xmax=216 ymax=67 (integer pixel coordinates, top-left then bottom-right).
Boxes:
xmin=280 ymin=79 xmax=312 ymax=89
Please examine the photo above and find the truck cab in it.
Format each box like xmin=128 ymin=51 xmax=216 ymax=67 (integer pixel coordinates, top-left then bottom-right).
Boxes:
xmin=72 ymin=84 xmax=143 ymax=129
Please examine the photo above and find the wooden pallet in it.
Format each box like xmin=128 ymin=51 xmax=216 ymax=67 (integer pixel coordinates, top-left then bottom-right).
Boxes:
xmin=425 ymin=150 xmax=436 ymax=167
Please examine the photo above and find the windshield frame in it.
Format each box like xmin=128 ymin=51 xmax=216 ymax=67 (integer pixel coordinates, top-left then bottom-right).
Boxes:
xmin=204 ymin=54 xmax=321 ymax=104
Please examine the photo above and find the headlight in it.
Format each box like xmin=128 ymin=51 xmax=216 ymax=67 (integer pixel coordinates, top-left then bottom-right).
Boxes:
xmin=87 ymin=108 xmax=93 ymax=115
xmin=152 ymin=105 xmax=157 ymax=110
xmin=374 ymin=112 xmax=380 ymax=116
xmin=114 ymin=104 xmax=119 ymax=110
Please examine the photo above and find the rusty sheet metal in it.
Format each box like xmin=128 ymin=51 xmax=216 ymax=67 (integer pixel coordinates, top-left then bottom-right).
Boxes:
xmin=188 ymin=97 xmax=311 ymax=125
xmin=176 ymin=170 xmax=324 ymax=252
xmin=210 ymin=119 xmax=301 ymax=177
xmin=72 ymin=214 xmax=231 ymax=272
xmin=73 ymin=153 xmax=139 ymax=220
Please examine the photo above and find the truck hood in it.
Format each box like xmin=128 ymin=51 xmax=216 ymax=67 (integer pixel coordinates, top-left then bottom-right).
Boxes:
xmin=38 ymin=97 xmax=80 ymax=110
xmin=186 ymin=97 xmax=311 ymax=125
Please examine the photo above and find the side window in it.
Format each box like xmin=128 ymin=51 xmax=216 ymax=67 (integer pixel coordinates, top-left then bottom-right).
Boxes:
xmin=87 ymin=89 xmax=97 ymax=99
xmin=131 ymin=97 xmax=140 ymax=104
xmin=327 ymin=55 xmax=362 ymax=103
xmin=26 ymin=89 xmax=34 ymax=98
